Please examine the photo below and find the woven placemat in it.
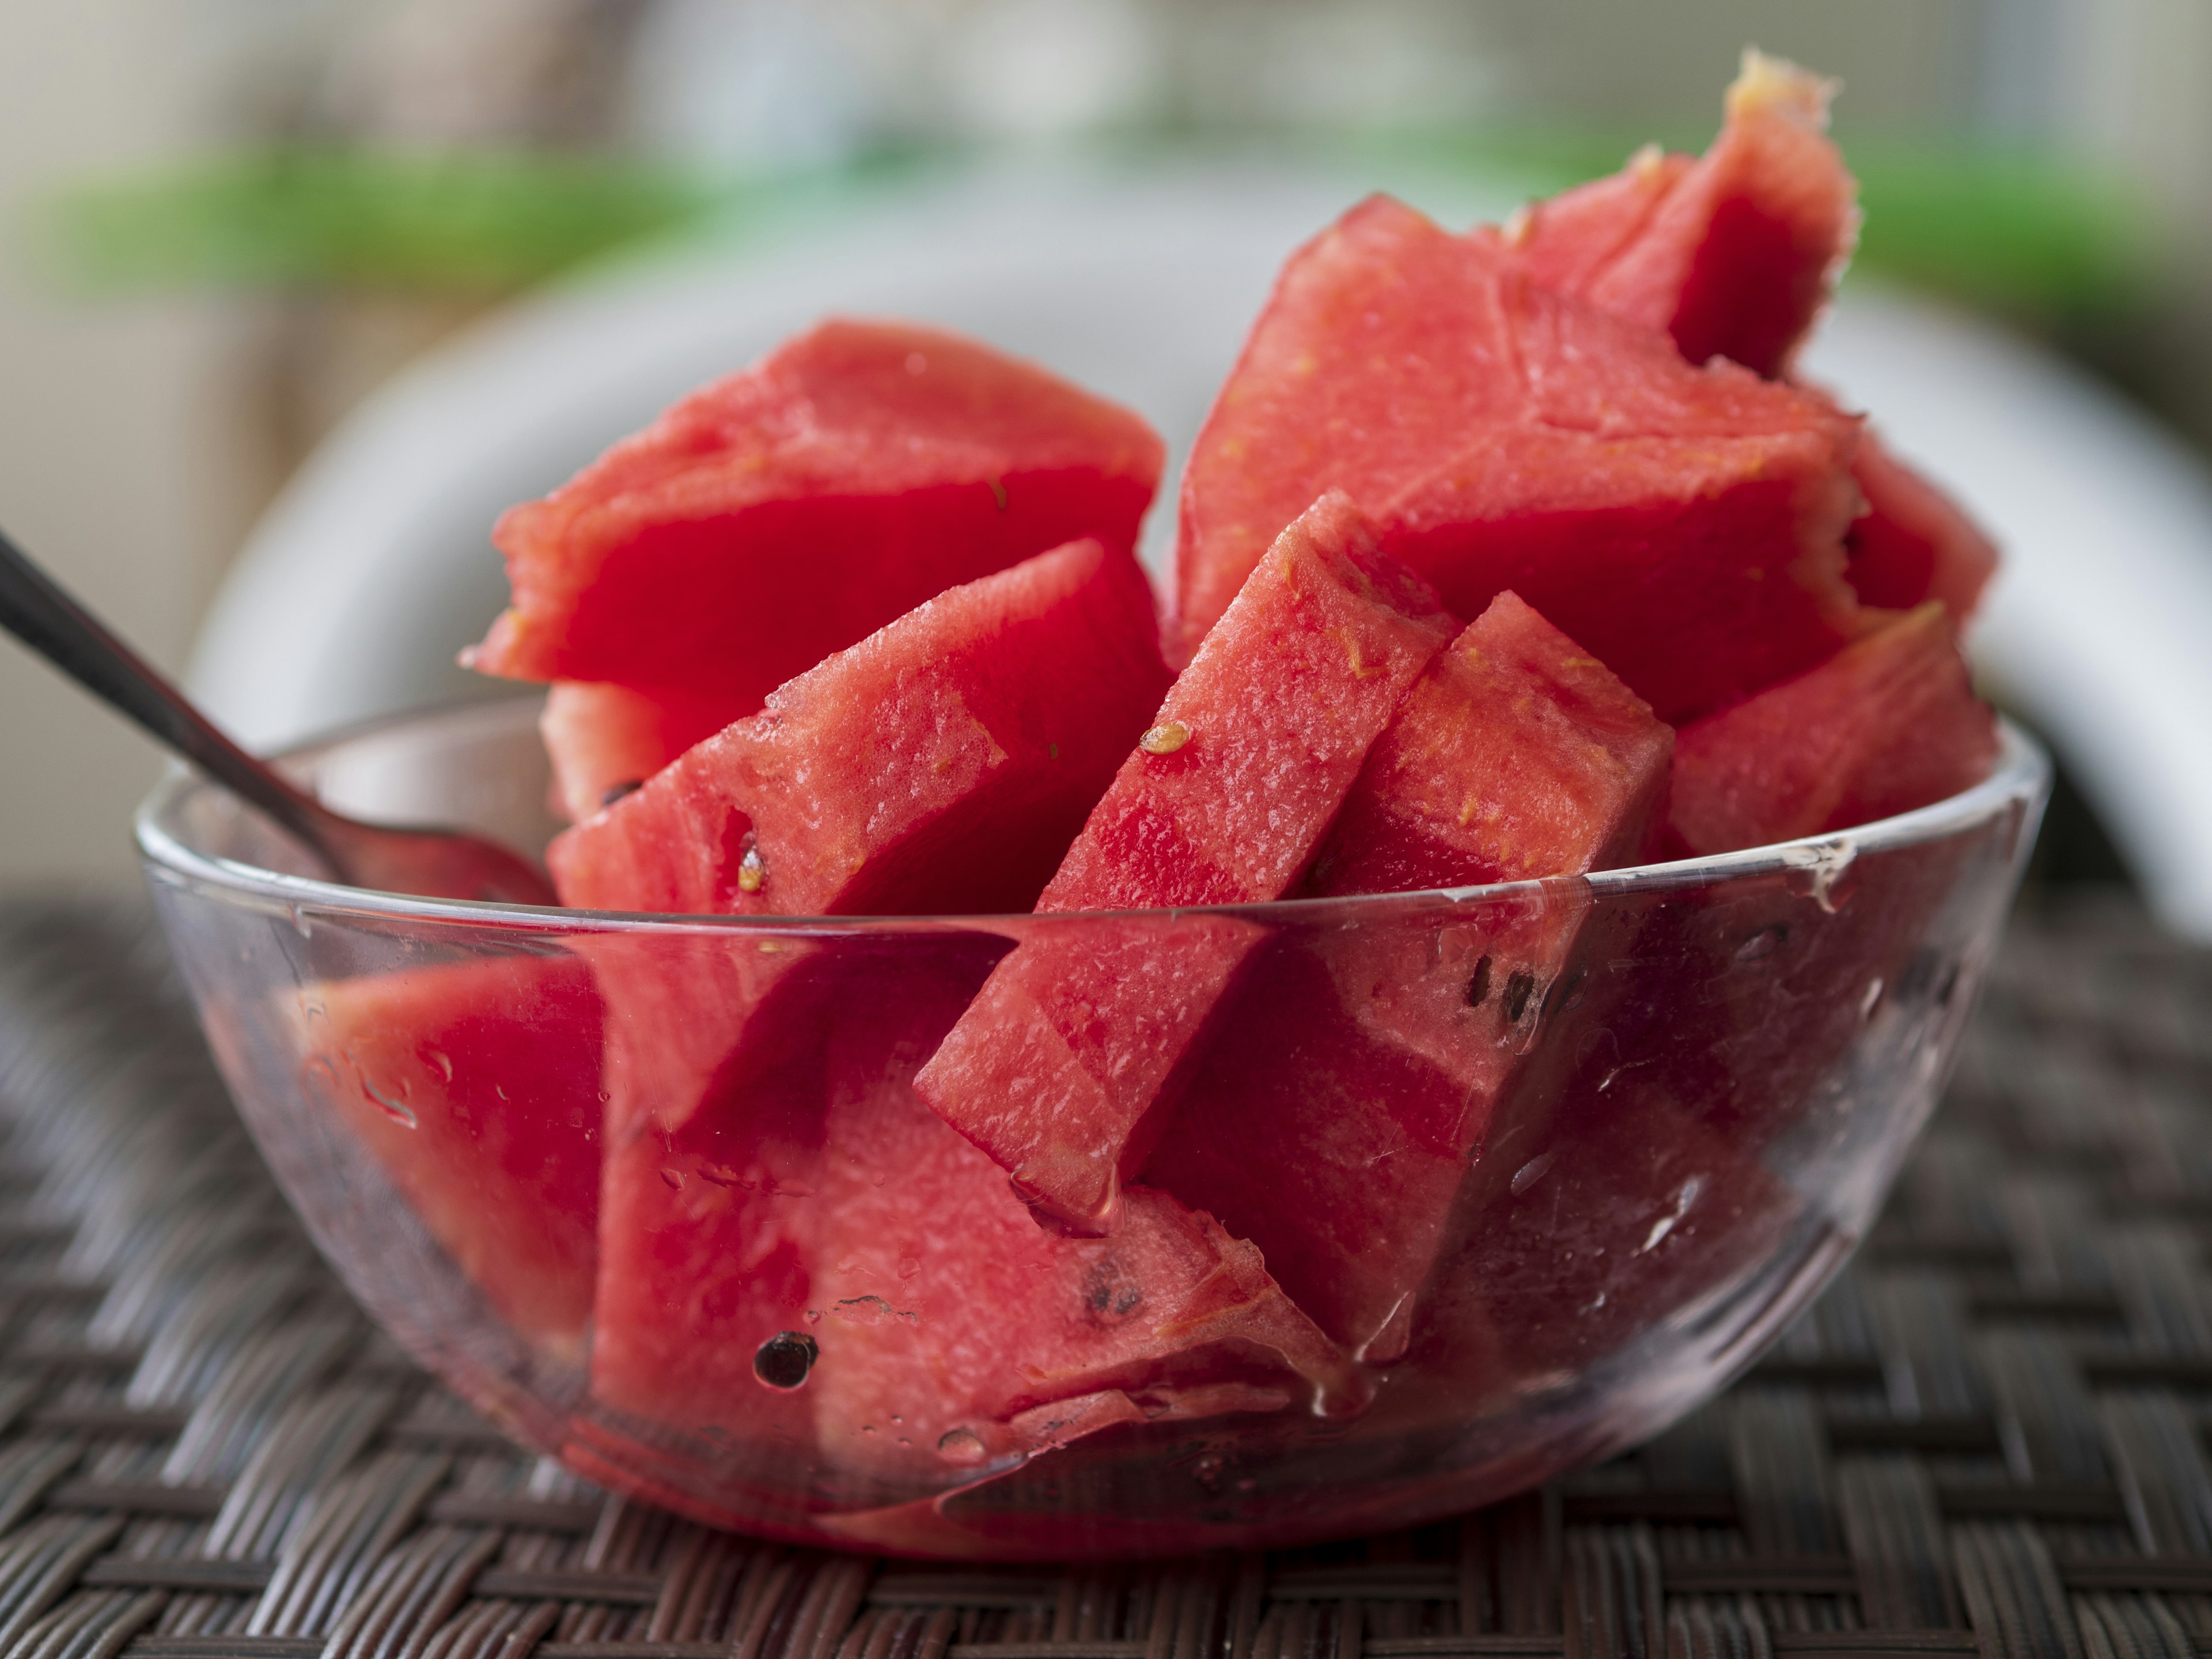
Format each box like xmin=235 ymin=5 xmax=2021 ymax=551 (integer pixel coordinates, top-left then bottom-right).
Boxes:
xmin=0 ymin=895 xmax=2205 ymax=1659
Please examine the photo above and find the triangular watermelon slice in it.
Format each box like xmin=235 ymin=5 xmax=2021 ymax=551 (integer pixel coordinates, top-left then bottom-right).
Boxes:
xmin=1170 ymin=196 xmax=1863 ymax=720
xmin=1489 ymin=54 xmax=1995 ymax=624
xmin=1669 ymin=601 xmax=1998 ymax=856
xmin=467 ymin=319 xmax=1164 ymax=819
xmin=916 ymin=493 xmax=1456 ymax=1235
xmin=1146 ymin=593 xmax=1671 ymax=1358
xmin=472 ymin=319 xmax=1162 ymax=696
xmin=1487 ymin=50 xmax=1856 ymax=380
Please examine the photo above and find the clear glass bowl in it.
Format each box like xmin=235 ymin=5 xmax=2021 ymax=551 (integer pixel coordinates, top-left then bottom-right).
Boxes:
xmin=135 ymin=696 xmax=2048 ymax=1559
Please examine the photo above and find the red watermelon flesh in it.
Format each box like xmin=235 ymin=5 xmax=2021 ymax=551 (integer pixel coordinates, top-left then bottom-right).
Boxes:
xmin=1842 ymin=430 xmax=1999 ymax=621
xmin=584 ymin=933 xmax=1363 ymax=1510
xmin=1146 ymin=594 xmax=1669 ymax=1357
xmin=807 ymin=978 xmax=1368 ymax=1493
xmin=540 ymin=682 xmax=748 ymax=823
xmin=1488 ymin=64 xmax=1995 ymax=639
xmin=1669 ymin=601 xmax=1998 ymax=857
xmin=1306 ymin=590 xmax=1673 ymax=895
xmin=466 ymin=319 xmax=1164 ymax=699
xmin=916 ymin=493 xmax=1456 ymax=1235
xmin=298 ymin=955 xmax=603 ymax=1351
xmin=588 ymin=999 xmax=824 ymax=1454
xmin=1171 ymin=195 xmax=1863 ymax=721
xmin=1489 ymin=51 xmax=1855 ymax=380
xmin=547 ymin=536 xmax=1169 ymax=918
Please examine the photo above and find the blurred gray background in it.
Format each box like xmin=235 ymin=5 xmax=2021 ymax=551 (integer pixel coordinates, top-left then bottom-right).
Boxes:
xmin=2 ymin=0 xmax=2206 ymax=892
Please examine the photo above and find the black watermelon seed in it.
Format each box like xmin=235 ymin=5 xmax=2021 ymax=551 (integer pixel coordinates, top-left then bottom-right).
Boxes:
xmin=1503 ymin=969 xmax=1537 ymax=1022
xmin=753 ymin=1331 xmax=819 ymax=1391
xmin=601 ymin=779 xmax=644 ymax=807
xmin=1466 ymin=955 xmax=1494 ymax=1009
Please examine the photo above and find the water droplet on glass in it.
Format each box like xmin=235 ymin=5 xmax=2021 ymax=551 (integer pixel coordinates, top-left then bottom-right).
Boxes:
xmin=305 ymin=1055 xmax=339 ymax=1093
xmin=1735 ymin=924 xmax=1787 ymax=963
xmin=1859 ymin=978 xmax=1884 ymax=1020
xmin=752 ymin=1330 xmax=818 ymax=1390
xmin=302 ymin=1001 xmax=328 ymax=1026
xmin=1510 ymin=1152 xmax=1555 ymax=1196
xmin=937 ymin=1427 xmax=987 ymax=1466
xmin=361 ymin=1079 xmax=417 ymax=1129
xmin=288 ymin=903 xmax=313 ymax=939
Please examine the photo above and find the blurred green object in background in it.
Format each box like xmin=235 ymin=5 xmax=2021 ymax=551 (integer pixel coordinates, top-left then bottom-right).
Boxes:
xmin=41 ymin=150 xmax=719 ymax=297
xmin=39 ymin=135 xmax=2156 ymax=323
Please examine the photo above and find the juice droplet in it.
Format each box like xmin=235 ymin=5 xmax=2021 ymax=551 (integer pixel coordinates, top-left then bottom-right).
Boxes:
xmin=937 ymin=1427 xmax=987 ymax=1466
xmin=425 ymin=1048 xmax=454 ymax=1082
xmin=752 ymin=1331 xmax=818 ymax=1391
xmin=362 ymin=1080 xmax=417 ymax=1130
xmin=1139 ymin=721 xmax=1190 ymax=756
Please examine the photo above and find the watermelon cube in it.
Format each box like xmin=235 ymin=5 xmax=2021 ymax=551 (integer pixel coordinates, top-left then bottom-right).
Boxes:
xmin=1669 ymin=601 xmax=1998 ymax=856
xmin=468 ymin=320 xmax=1164 ymax=704
xmin=1146 ymin=593 xmax=1671 ymax=1357
xmin=547 ymin=536 xmax=1169 ymax=917
xmin=916 ymin=493 xmax=1456 ymax=1234
xmin=1490 ymin=59 xmax=1995 ymax=634
xmin=298 ymin=955 xmax=604 ymax=1350
xmin=806 ymin=976 xmax=1368 ymax=1492
xmin=1172 ymin=196 xmax=1863 ymax=721
xmin=1491 ymin=50 xmax=1856 ymax=380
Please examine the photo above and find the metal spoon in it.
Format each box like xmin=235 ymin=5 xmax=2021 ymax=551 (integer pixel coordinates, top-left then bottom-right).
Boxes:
xmin=0 ymin=527 xmax=555 ymax=906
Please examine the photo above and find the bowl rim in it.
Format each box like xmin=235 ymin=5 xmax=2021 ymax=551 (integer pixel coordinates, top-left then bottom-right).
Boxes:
xmin=135 ymin=698 xmax=2051 ymax=936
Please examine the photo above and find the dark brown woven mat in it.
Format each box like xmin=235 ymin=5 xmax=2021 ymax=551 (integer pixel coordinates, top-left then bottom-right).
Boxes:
xmin=0 ymin=896 xmax=2206 ymax=1659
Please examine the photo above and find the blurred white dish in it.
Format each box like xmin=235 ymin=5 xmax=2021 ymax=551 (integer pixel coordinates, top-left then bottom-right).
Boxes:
xmin=188 ymin=154 xmax=2212 ymax=935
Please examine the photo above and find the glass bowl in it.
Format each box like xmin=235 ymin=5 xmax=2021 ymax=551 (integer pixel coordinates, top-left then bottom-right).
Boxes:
xmin=135 ymin=696 xmax=2048 ymax=1559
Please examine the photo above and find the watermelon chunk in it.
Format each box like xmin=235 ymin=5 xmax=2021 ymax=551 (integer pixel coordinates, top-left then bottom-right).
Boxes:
xmin=1171 ymin=196 xmax=1863 ymax=720
xmin=467 ymin=319 xmax=1163 ymax=702
xmin=567 ymin=542 xmax=1168 ymax=1443
xmin=540 ymin=682 xmax=749 ymax=823
xmin=585 ymin=933 xmax=1363 ymax=1505
xmin=297 ymin=955 xmax=603 ymax=1350
xmin=1490 ymin=50 xmax=1856 ymax=380
xmin=1842 ymin=431 xmax=1999 ymax=621
xmin=1669 ymin=601 xmax=1998 ymax=856
xmin=547 ymin=536 xmax=1169 ymax=917
xmin=808 ymin=974 xmax=1367 ymax=1490
xmin=916 ymin=493 xmax=1456 ymax=1234
xmin=1490 ymin=60 xmax=1996 ymax=635
xmin=1146 ymin=593 xmax=1671 ymax=1357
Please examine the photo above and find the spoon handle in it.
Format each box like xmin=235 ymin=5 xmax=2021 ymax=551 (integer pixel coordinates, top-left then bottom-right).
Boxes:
xmin=0 ymin=527 xmax=334 ymax=854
